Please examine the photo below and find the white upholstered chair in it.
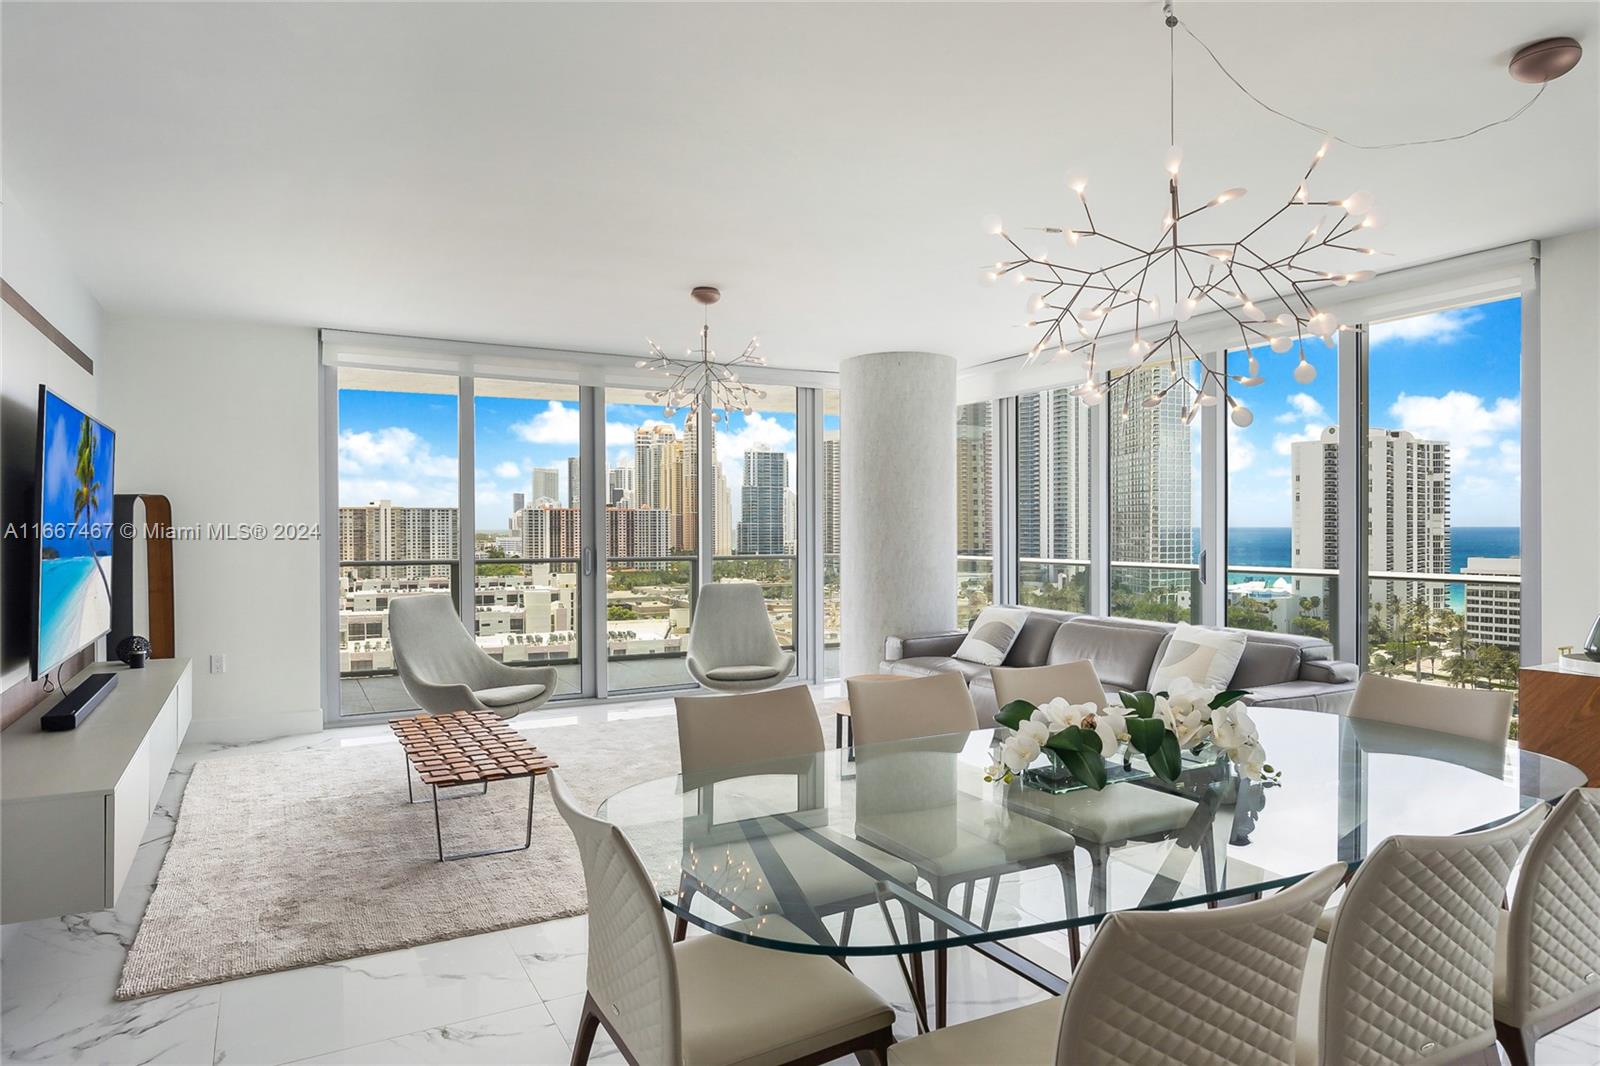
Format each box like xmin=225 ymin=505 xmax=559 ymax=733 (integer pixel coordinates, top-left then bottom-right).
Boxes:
xmin=548 ymin=770 xmax=897 ymax=1066
xmin=848 ymin=671 xmax=1079 ymax=1028
xmin=388 ymin=593 xmax=556 ymax=719
xmin=993 ymin=661 xmax=1209 ymax=927
xmin=1296 ymin=802 xmax=1547 ymax=1066
xmin=889 ymin=862 xmax=1345 ymax=1065
xmin=1495 ymin=788 xmax=1600 ymax=1066
xmin=684 ymin=583 xmax=796 ymax=692
xmin=1346 ymin=672 xmax=1514 ymax=745
xmin=670 ymin=686 xmax=920 ymax=944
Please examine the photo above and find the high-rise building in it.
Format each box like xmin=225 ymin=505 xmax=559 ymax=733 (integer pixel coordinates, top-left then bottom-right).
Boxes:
xmin=1017 ymin=390 xmax=1092 ymax=561
xmin=737 ymin=447 xmax=788 ymax=554
xmin=1109 ymin=366 xmax=1191 ymax=596
xmin=531 ymin=466 xmax=560 ymax=506
xmin=1463 ymin=556 xmax=1521 ymax=649
xmin=566 ymin=456 xmax=580 ymax=509
xmin=509 ymin=492 xmax=525 ymax=528
xmin=956 ymin=402 xmax=993 ymax=555
xmin=714 ymin=466 xmax=733 ymax=556
xmin=512 ymin=505 xmax=580 ymax=559
xmin=782 ymin=488 xmax=797 ymax=555
xmin=822 ymin=434 xmax=841 ymax=556
xmin=339 ymin=499 xmax=458 ymax=579
xmin=608 ymin=460 xmax=635 ymax=507
xmin=1291 ymin=426 xmax=1452 ymax=617
xmin=606 ymin=507 xmax=671 ymax=558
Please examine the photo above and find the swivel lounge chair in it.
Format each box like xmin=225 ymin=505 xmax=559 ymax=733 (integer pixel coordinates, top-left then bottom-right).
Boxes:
xmin=684 ymin=583 xmax=796 ymax=693
xmin=388 ymin=592 xmax=557 ymax=719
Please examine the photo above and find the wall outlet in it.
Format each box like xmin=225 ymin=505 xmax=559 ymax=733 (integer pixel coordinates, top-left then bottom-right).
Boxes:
xmin=209 ymin=654 xmax=226 ymax=674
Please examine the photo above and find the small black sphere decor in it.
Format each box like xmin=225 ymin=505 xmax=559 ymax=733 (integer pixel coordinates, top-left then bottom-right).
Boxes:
xmin=116 ymin=635 xmax=151 ymax=669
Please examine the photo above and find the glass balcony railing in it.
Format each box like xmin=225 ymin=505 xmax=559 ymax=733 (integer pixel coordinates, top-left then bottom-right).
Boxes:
xmin=472 ymin=559 xmax=582 ymax=698
xmin=606 ymin=556 xmax=697 ymax=692
xmin=1365 ymin=570 xmax=1521 ymax=696
xmin=337 ymin=559 xmax=458 ymax=716
xmin=1109 ymin=561 xmax=1201 ymax=624
xmin=956 ymin=555 xmax=995 ymax=628
xmin=1225 ymin=566 xmax=1337 ymax=643
xmin=823 ymin=552 xmax=841 ymax=679
xmin=1018 ymin=558 xmax=1091 ymax=614
xmin=712 ymin=555 xmax=796 ymax=653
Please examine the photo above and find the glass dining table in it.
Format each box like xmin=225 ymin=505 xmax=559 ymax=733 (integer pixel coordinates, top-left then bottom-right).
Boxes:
xmin=598 ymin=707 xmax=1583 ymax=1031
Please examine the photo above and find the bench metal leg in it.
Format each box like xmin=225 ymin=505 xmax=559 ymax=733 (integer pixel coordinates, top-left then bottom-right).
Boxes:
xmin=433 ymin=775 xmax=537 ymax=862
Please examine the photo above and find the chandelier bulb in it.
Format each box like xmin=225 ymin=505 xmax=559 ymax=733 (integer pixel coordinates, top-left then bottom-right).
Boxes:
xmin=1065 ymin=229 xmax=1082 ymax=246
xmin=1230 ymin=403 xmax=1254 ymax=427
xmin=1293 ymin=359 xmax=1318 ymax=385
xmin=1206 ymin=248 xmax=1233 ymax=261
xmin=1211 ymin=187 xmax=1248 ymax=206
xmin=1147 ymin=297 xmax=1161 ymax=316
xmin=664 ymin=406 xmax=676 ymax=417
xmin=1240 ymin=301 xmax=1265 ymax=322
xmin=1069 ymin=178 xmax=1088 ymax=197
xmin=1028 ymin=294 xmax=1047 ymax=313
xmin=1248 ymin=355 xmax=1260 ymax=375
xmin=1340 ymin=191 xmax=1373 ymax=216
xmin=1346 ymin=269 xmax=1374 ymax=282
xmin=1269 ymin=335 xmax=1294 ymax=354
xmin=1164 ymin=145 xmax=1183 ymax=177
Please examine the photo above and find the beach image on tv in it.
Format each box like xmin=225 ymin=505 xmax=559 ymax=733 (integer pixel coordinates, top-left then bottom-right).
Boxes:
xmin=38 ymin=391 xmax=115 ymax=674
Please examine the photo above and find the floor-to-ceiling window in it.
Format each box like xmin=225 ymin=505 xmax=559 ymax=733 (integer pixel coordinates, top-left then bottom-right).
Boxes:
xmin=1363 ymin=296 xmax=1522 ymax=692
xmin=602 ymin=388 xmax=699 ymax=692
xmin=473 ymin=379 xmax=583 ymax=698
xmin=822 ymin=388 xmax=842 ymax=677
xmin=1017 ymin=388 xmax=1094 ymax=613
xmin=1225 ymin=339 xmax=1340 ymax=642
xmin=713 ymin=388 xmax=799 ymax=671
xmin=335 ymin=368 xmax=460 ymax=716
xmin=956 ymin=400 xmax=997 ymax=626
xmin=1109 ymin=366 xmax=1202 ymax=623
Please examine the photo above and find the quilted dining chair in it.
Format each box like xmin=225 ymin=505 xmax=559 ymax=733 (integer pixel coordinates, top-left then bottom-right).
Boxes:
xmin=1296 ymin=802 xmax=1547 ymax=1066
xmin=670 ymin=686 xmax=920 ymax=945
xmin=684 ymin=583 xmax=797 ymax=692
xmin=548 ymin=770 xmax=897 ymax=1066
xmin=1495 ymin=788 xmax=1600 ymax=1066
xmin=388 ymin=593 xmax=556 ymax=719
xmin=889 ymin=862 xmax=1345 ymax=1064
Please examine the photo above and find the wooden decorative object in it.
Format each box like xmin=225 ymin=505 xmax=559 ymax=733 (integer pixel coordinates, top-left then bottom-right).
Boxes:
xmin=111 ymin=494 xmax=176 ymax=659
xmin=1519 ymin=664 xmax=1600 ymax=786
xmin=390 ymin=711 xmax=557 ymax=787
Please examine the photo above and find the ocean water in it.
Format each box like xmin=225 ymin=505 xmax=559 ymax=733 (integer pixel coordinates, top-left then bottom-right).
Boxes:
xmin=38 ymin=555 xmax=96 ymax=671
xmin=1214 ymin=526 xmax=1520 ymax=573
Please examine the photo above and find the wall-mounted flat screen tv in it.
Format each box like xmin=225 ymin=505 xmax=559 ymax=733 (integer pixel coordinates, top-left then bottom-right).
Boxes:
xmin=34 ymin=386 xmax=116 ymax=680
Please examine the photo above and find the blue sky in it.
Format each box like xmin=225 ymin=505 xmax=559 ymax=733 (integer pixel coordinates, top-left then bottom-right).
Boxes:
xmin=1226 ymin=295 xmax=1521 ymax=528
xmin=338 ymin=388 xmax=799 ymax=530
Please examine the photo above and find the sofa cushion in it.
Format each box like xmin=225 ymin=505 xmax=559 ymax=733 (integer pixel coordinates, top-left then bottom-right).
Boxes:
xmin=953 ymin=606 xmax=1031 ymax=666
xmin=1046 ymin=618 xmax=1169 ymax=694
xmin=1150 ymin=623 xmax=1249 ymax=691
xmin=1003 ymin=612 xmax=1072 ymax=667
xmin=880 ymin=656 xmax=989 ymax=684
xmin=1231 ymin=639 xmax=1304 ymax=689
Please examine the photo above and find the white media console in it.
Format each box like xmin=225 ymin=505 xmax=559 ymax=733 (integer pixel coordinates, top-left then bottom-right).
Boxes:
xmin=1 ymin=658 xmax=192 ymax=923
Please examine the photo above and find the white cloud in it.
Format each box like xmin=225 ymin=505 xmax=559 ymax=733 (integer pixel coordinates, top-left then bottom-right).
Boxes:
xmin=493 ymin=461 xmax=521 ymax=479
xmin=1276 ymin=392 xmax=1327 ymax=423
xmin=1387 ymin=390 xmax=1519 ymax=467
xmin=337 ymin=426 xmax=458 ymax=505
xmin=1227 ymin=421 xmax=1255 ymax=473
xmin=1272 ymin=422 xmax=1324 ymax=457
xmin=511 ymin=401 xmax=639 ymax=447
xmin=717 ymin=412 xmax=798 ymax=489
xmin=1369 ymin=307 xmax=1483 ymax=348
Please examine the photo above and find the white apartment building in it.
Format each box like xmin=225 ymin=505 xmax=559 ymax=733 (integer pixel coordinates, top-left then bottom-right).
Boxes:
xmin=1463 ymin=556 xmax=1522 ymax=649
xmin=338 ymin=499 xmax=458 ymax=580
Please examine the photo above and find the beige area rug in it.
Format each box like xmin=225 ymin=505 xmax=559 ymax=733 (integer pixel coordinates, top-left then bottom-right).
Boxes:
xmin=116 ymin=714 xmax=684 ymax=999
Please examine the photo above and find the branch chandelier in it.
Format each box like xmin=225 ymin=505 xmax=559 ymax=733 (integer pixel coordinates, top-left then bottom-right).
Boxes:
xmin=988 ymin=4 xmax=1390 ymax=426
xmin=640 ymin=286 xmax=767 ymax=422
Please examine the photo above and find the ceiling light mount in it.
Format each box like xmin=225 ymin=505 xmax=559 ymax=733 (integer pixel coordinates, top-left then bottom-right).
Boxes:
xmin=1509 ymin=37 xmax=1583 ymax=85
xmin=690 ymin=285 xmax=722 ymax=306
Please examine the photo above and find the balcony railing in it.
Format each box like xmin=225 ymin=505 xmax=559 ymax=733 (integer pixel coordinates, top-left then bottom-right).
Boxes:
xmin=956 ymin=554 xmax=995 ymax=627
xmin=1019 ymin=557 xmax=1090 ymax=614
xmin=1226 ymin=566 xmax=1337 ymax=642
xmin=712 ymin=554 xmax=797 ymax=652
xmin=1365 ymin=570 xmax=1521 ymax=693
xmin=1110 ymin=560 xmax=1202 ymax=625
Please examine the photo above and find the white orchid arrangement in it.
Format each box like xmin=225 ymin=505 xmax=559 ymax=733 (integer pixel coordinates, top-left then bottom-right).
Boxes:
xmin=985 ymin=675 xmax=1278 ymax=790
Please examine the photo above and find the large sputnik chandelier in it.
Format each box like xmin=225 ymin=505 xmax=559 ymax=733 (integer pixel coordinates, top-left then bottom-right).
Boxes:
xmin=639 ymin=286 xmax=767 ymax=422
xmin=988 ymin=2 xmax=1380 ymax=427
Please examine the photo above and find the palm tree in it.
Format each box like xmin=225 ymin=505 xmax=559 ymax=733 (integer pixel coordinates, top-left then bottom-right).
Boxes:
xmin=72 ymin=415 xmax=112 ymax=601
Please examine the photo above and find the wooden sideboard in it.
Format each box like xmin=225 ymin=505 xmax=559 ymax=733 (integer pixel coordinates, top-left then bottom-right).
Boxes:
xmin=1 ymin=659 xmax=191 ymax=922
xmin=1520 ymin=663 xmax=1600 ymax=787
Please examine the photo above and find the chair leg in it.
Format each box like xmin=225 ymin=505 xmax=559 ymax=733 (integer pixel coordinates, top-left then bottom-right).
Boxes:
xmin=897 ymin=900 xmax=928 ymax=1034
xmin=980 ymin=875 xmax=1000 ymax=929
xmin=1497 ymin=1020 xmax=1535 ymax=1066
xmin=934 ymin=880 xmax=954 ymax=1029
xmin=839 ymin=907 xmax=855 ymax=947
xmin=1054 ymin=859 xmax=1082 ymax=968
xmin=673 ymin=875 xmax=696 ymax=943
xmin=570 ymin=994 xmax=603 ymax=1066
xmin=853 ymin=1027 xmax=895 ymax=1066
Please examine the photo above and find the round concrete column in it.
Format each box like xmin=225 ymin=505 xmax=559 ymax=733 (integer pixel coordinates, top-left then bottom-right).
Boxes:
xmin=840 ymin=351 xmax=957 ymax=678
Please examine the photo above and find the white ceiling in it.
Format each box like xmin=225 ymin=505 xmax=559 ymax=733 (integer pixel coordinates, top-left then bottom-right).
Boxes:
xmin=4 ymin=2 xmax=1596 ymax=371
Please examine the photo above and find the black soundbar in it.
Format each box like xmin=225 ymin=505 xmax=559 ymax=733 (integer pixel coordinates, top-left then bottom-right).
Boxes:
xmin=41 ymin=672 xmax=119 ymax=731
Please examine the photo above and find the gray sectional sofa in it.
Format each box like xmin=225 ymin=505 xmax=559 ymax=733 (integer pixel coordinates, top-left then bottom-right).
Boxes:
xmin=881 ymin=608 xmax=1359 ymax=726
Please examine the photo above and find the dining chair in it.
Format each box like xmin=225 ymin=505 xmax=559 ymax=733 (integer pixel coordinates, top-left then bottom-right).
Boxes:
xmin=848 ymin=671 xmax=1079 ymax=1029
xmin=1495 ymin=788 xmax=1600 ymax=1066
xmin=388 ymin=592 xmax=557 ymax=719
xmin=684 ymin=583 xmax=797 ymax=692
xmin=1345 ymin=672 xmax=1514 ymax=745
xmin=548 ymin=769 xmax=898 ymax=1066
xmin=889 ymin=861 xmax=1345 ymax=1065
xmin=671 ymin=686 xmax=920 ymax=946
xmin=1296 ymin=802 xmax=1547 ymax=1066
xmin=990 ymin=660 xmax=1209 ymax=920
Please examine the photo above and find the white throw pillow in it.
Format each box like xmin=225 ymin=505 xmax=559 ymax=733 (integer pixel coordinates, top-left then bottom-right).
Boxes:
xmin=1149 ymin=623 xmax=1248 ymax=692
xmin=953 ymin=606 xmax=1032 ymax=667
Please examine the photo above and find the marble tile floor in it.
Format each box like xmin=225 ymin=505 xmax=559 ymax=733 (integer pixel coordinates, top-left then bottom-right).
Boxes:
xmin=3 ymin=686 xmax=1598 ymax=1065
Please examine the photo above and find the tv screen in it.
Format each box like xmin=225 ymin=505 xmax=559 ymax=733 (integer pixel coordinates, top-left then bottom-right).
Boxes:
xmin=34 ymin=387 xmax=116 ymax=680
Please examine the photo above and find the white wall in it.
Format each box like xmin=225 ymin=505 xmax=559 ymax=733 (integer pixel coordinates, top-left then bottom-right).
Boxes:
xmin=1538 ymin=227 xmax=1600 ymax=660
xmin=0 ymin=195 xmax=106 ymax=694
xmin=99 ymin=317 xmax=322 ymax=742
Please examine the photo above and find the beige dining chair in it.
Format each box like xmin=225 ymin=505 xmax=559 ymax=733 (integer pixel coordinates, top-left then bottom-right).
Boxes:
xmin=848 ymin=671 xmax=1078 ymax=1028
xmin=1346 ymin=672 xmax=1514 ymax=745
xmin=1296 ymin=802 xmax=1547 ymax=1066
xmin=548 ymin=770 xmax=897 ymax=1066
xmin=1495 ymin=788 xmax=1600 ymax=1066
xmin=990 ymin=659 xmax=1110 ymax=710
xmin=889 ymin=862 xmax=1345 ymax=1065
xmin=994 ymin=661 xmax=1209 ymax=927
xmin=671 ymin=687 xmax=920 ymax=945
